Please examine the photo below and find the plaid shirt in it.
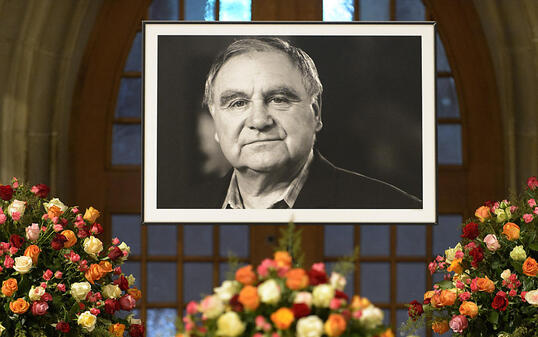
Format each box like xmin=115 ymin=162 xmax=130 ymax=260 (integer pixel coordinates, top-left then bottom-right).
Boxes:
xmin=222 ymin=151 xmax=314 ymax=209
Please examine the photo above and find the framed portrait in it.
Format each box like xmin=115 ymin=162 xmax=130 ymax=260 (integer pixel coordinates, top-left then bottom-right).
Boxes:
xmin=143 ymin=22 xmax=437 ymax=224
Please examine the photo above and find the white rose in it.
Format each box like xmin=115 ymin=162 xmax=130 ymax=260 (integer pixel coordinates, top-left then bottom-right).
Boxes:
xmin=330 ymin=272 xmax=346 ymax=291
xmin=500 ymin=269 xmax=511 ymax=281
xmin=200 ymin=295 xmax=225 ymax=319
xmin=214 ymin=280 xmax=240 ymax=302
xmin=118 ymin=242 xmax=131 ymax=258
xmin=28 ymin=285 xmax=45 ymax=301
xmin=216 ymin=311 xmax=245 ymax=337
xmin=312 ymin=284 xmax=334 ymax=308
xmin=43 ymin=198 xmax=68 ymax=212
xmin=257 ymin=279 xmax=281 ymax=305
xmin=129 ymin=317 xmax=142 ymax=325
xmin=13 ymin=256 xmax=32 ymax=274
xmin=77 ymin=311 xmax=97 ymax=332
xmin=294 ymin=291 xmax=313 ymax=307
xmin=102 ymin=284 xmax=122 ymax=299
xmin=8 ymin=200 xmax=26 ymax=217
xmin=127 ymin=274 xmax=136 ymax=286
xmin=510 ymin=246 xmax=527 ymax=261
xmin=359 ymin=305 xmax=384 ymax=329
xmin=525 ymin=289 xmax=538 ymax=306
xmin=296 ymin=315 xmax=324 ymax=337
xmin=83 ymin=236 xmax=103 ymax=257
xmin=71 ymin=282 xmax=91 ymax=301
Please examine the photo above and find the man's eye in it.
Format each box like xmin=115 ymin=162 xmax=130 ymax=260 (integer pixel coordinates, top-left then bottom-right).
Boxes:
xmin=229 ymin=100 xmax=248 ymax=108
xmin=269 ymin=96 xmax=290 ymax=104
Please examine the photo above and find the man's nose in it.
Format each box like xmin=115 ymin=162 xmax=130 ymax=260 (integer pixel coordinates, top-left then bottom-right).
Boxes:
xmin=246 ymin=100 xmax=274 ymax=130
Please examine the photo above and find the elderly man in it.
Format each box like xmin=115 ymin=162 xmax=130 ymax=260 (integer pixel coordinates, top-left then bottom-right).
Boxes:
xmin=193 ymin=37 xmax=421 ymax=209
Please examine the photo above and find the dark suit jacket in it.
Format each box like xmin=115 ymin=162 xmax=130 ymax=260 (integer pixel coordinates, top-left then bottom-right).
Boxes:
xmin=187 ymin=151 xmax=422 ymax=209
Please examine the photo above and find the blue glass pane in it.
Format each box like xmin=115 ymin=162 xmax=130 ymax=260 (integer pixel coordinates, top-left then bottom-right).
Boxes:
xmin=186 ymin=0 xmax=216 ymax=20
xmin=220 ymin=225 xmax=249 ymax=257
xmin=148 ymin=225 xmax=177 ymax=255
xmin=437 ymin=77 xmax=460 ymax=118
xmin=324 ymin=225 xmax=354 ymax=257
xmin=323 ymin=0 xmax=354 ymax=21
xmin=184 ymin=263 xmax=213 ymax=302
xmin=397 ymin=310 xmax=426 ymax=337
xmin=149 ymin=0 xmax=179 ymax=20
xmin=396 ymin=225 xmax=425 ymax=256
xmin=433 ymin=214 xmax=462 ymax=256
xmin=121 ymin=262 xmax=141 ymax=287
xmin=360 ymin=225 xmax=390 ymax=256
xmin=147 ymin=309 xmax=177 ymax=337
xmin=184 ymin=225 xmax=213 ymax=256
xmin=360 ymin=0 xmax=390 ymax=20
xmin=396 ymin=0 xmax=425 ymax=21
xmin=383 ymin=309 xmax=390 ymax=325
xmin=327 ymin=262 xmax=354 ymax=298
xmin=124 ymin=32 xmax=141 ymax=72
xmin=397 ymin=263 xmax=425 ymax=303
xmin=147 ymin=262 xmax=176 ymax=302
xmin=112 ymin=124 xmax=141 ymax=165
xmin=219 ymin=0 xmax=251 ymax=21
xmin=360 ymin=263 xmax=390 ymax=302
xmin=437 ymin=33 xmax=451 ymax=72
xmin=111 ymin=214 xmax=141 ymax=255
xmin=437 ymin=124 xmax=462 ymax=165
xmin=115 ymin=78 xmax=141 ymax=118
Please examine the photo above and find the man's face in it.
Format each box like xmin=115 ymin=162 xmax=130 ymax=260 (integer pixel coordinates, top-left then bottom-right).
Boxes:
xmin=209 ymin=51 xmax=321 ymax=175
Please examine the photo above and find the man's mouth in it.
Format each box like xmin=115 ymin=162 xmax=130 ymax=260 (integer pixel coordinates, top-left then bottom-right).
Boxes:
xmin=244 ymin=138 xmax=282 ymax=146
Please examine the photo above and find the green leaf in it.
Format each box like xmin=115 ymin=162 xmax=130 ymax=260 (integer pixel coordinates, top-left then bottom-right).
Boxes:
xmin=437 ymin=280 xmax=453 ymax=289
xmin=68 ymin=302 xmax=79 ymax=319
xmin=489 ymin=311 xmax=499 ymax=324
xmin=529 ymin=241 xmax=538 ymax=251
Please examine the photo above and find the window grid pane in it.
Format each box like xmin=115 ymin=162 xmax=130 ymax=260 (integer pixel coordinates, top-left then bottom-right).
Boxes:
xmin=323 ymin=0 xmax=354 ymax=21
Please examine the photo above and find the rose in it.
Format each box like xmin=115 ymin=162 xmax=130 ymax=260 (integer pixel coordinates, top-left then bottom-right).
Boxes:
xmin=447 ymin=258 xmax=463 ymax=274
xmin=61 ymin=230 xmax=77 ymax=248
xmin=523 ymin=213 xmax=534 ymax=223
xmin=109 ymin=323 xmax=126 ymax=337
xmin=432 ymin=290 xmax=457 ymax=307
xmin=258 ymin=279 xmax=281 ymax=304
xmin=257 ymin=258 xmax=277 ymax=277
xmin=523 ymin=257 xmax=538 ymax=277
xmin=292 ymin=303 xmax=310 ymax=319
xmin=0 ymin=185 xmax=13 ymax=200
xmin=83 ymin=236 xmax=103 ymax=258
xmin=330 ymin=272 xmax=346 ymax=291
xmin=102 ymin=284 xmax=122 ymax=299
xmin=359 ymin=305 xmax=384 ymax=329
xmin=51 ymin=233 xmax=68 ymax=250
xmin=459 ymin=301 xmax=478 ymax=318
xmin=217 ymin=311 xmax=245 ymax=337
xmin=296 ymin=315 xmax=323 ymax=337
xmin=491 ymin=293 xmax=508 ymax=311
xmin=271 ymin=307 xmax=295 ymax=330
xmin=77 ymin=311 xmax=97 ymax=332
xmin=432 ymin=320 xmax=449 ymax=334
xmin=128 ymin=287 xmax=142 ymax=301
xmin=31 ymin=300 xmax=48 ymax=315
xmin=47 ymin=205 xmax=63 ymax=218
xmin=235 ymin=265 xmax=257 ymax=285
xmin=55 ymin=322 xmax=70 ymax=333
xmin=8 ymin=200 xmax=26 ymax=219
xmin=475 ymin=205 xmax=491 ymax=222
xmin=200 ymin=295 xmax=224 ymax=319
xmin=528 ymin=176 xmax=538 ymax=189
xmin=9 ymin=234 xmax=24 ymax=248
xmin=13 ymin=256 xmax=32 ymax=273
xmin=444 ymin=243 xmax=463 ymax=263
xmin=2 ymin=278 xmax=18 ymax=296
xmin=105 ymin=298 xmax=120 ymax=314
xmin=469 ymin=246 xmax=484 ymax=267
xmin=501 ymin=269 xmax=511 ymax=280
xmin=461 ymin=222 xmax=479 ymax=239
xmin=525 ymin=290 xmax=538 ymax=305
xmin=83 ymin=206 xmax=100 ymax=224
xmin=477 ymin=276 xmax=495 ymax=293
xmin=294 ymin=291 xmax=313 ymax=307
xmin=214 ymin=280 xmax=240 ymax=302
xmin=10 ymin=298 xmax=30 ymax=314
xmin=28 ymin=285 xmax=45 ymax=301
xmin=31 ymin=184 xmax=50 ymax=198
xmin=85 ymin=264 xmax=105 ymax=284
xmin=118 ymin=242 xmax=131 ymax=258
xmin=25 ymin=223 xmax=41 ymax=241
xmin=449 ymin=315 xmax=468 ymax=333
xmin=483 ymin=234 xmax=500 ymax=251
xmin=510 ymin=245 xmax=527 ymax=261
xmin=119 ymin=294 xmax=136 ymax=311
xmin=43 ymin=198 xmax=67 ymax=213
xmin=108 ymin=246 xmax=123 ymax=261
xmin=408 ymin=300 xmax=423 ymax=321
xmin=115 ymin=275 xmax=129 ymax=290
xmin=324 ymin=313 xmax=346 ymax=337
xmin=70 ymin=281 xmax=91 ymax=301
xmin=286 ymin=268 xmax=309 ymax=290
xmin=129 ymin=324 xmax=145 ymax=337
xmin=312 ymin=284 xmax=335 ymax=308
xmin=24 ymin=244 xmax=41 ymax=265
xmin=238 ymin=285 xmax=259 ymax=310
xmin=351 ymin=295 xmax=371 ymax=310
xmin=274 ymin=251 xmax=292 ymax=268
xmin=502 ymin=222 xmax=520 ymax=240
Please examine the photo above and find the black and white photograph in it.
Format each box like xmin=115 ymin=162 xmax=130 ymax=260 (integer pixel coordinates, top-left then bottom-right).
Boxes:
xmin=143 ymin=22 xmax=436 ymax=223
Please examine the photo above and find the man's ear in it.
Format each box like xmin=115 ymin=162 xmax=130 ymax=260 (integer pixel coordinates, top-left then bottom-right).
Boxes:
xmin=214 ymin=132 xmax=220 ymax=144
xmin=312 ymin=96 xmax=322 ymax=132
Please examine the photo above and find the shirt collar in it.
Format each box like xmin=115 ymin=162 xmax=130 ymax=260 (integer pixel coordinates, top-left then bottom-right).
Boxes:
xmin=222 ymin=150 xmax=314 ymax=209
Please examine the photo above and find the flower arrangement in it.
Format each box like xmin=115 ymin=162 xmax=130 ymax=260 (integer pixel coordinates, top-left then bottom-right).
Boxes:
xmin=403 ymin=177 xmax=538 ymax=337
xmin=0 ymin=178 xmax=144 ymax=336
xmin=176 ymin=224 xmax=393 ymax=337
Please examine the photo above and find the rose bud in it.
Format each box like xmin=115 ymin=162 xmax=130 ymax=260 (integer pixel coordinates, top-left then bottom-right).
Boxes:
xmin=114 ymin=275 xmax=129 ymax=291
xmin=129 ymin=324 xmax=145 ymax=337
xmin=55 ymin=321 xmax=70 ymax=333
xmin=51 ymin=234 xmax=68 ymax=250
xmin=31 ymin=184 xmax=50 ymax=198
xmin=91 ymin=223 xmax=104 ymax=235
xmin=108 ymin=246 xmax=123 ymax=261
xmin=119 ymin=294 xmax=136 ymax=311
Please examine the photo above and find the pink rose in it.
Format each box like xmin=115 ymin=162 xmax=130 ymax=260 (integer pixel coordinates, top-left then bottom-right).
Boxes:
xmin=528 ymin=199 xmax=537 ymax=207
xmin=4 ymin=255 xmax=14 ymax=268
xmin=311 ymin=262 xmax=325 ymax=273
xmin=43 ymin=269 xmax=53 ymax=281
xmin=25 ymin=223 xmax=41 ymax=241
xmin=11 ymin=211 xmax=20 ymax=221
xmin=9 ymin=247 xmax=18 ymax=255
xmin=534 ymin=207 xmax=538 ymax=215
xmin=509 ymin=289 xmax=517 ymax=297
xmin=455 ymin=250 xmax=464 ymax=259
xmin=31 ymin=301 xmax=49 ymax=316
xmin=510 ymin=205 xmax=518 ymax=213
xmin=119 ymin=294 xmax=136 ymax=311
xmin=253 ymin=333 xmax=264 ymax=337
xmin=255 ymin=315 xmax=271 ymax=331
xmin=449 ymin=315 xmax=468 ymax=333
xmin=330 ymin=298 xmax=343 ymax=310
xmin=0 ymin=214 xmax=6 ymax=224
xmin=527 ymin=176 xmax=538 ymax=190
xmin=55 ymin=271 xmax=63 ymax=279
xmin=112 ymin=237 xmax=120 ymax=245
xmin=257 ymin=258 xmax=277 ymax=277
xmin=428 ymin=261 xmax=437 ymax=275
xmin=523 ymin=214 xmax=534 ymax=223
xmin=459 ymin=292 xmax=471 ymax=301
xmin=186 ymin=301 xmax=198 ymax=315
xmin=53 ymin=224 xmax=63 ymax=232
xmin=57 ymin=283 xmax=66 ymax=292
xmin=41 ymin=292 xmax=52 ymax=301
xmin=483 ymin=234 xmax=500 ymax=251
xmin=521 ymin=291 xmax=528 ymax=302
xmin=470 ymin=278 xmax=478 ymax=292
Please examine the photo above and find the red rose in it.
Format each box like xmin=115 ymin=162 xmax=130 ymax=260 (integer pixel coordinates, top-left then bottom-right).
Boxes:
xmin=461 ymin=222 xmax=479 ymax=240
xmin=491 ymin=294 xmax=508 ymax=311
xmin=104 ymin=298 xmax=120 ymax=315
xmin=31 ymin=184 xmax=50 ymax=198
xmin=308 ymin=268 xmax=328 ymax=285
xmin=0 ymin=185 xmax=13 ymax=200
xmin=114 ymin=275 xmax=129 ymax=291
xmin=51 ymin=234 xmax=68 ymax=250
xmin=469 ymin=246 xmax=484 ymax=268
xmin=292 ymin=303 xmax=310 ymax=319
xmin=528 ymin=176 xmax=538 ymax=190
xmin=108 ymin=246 xmax=123 ymax=261
xmin=31 ymin=300 xmax=49 ymax=316
xmin=408 ymin=300 xmax=424 ymax=321
xmin=77 ymin=228 xmax=90 ymax=238
xmin=119 ymin=294 xmax=136 ymax=311
xmin=91 ymin=223 xmax=104 ymax=235
xmin=334 ymin=290 xmax=349 ymax=302
xmin=229 ymin=294 xmax=243 ymax=312
xmin=9 ymin=234 xmax=25 ymax=248
xmin=55 ymin=321 xmax=70 ymax=333
xmin=129 ymin=324 xmax=145 ymax=337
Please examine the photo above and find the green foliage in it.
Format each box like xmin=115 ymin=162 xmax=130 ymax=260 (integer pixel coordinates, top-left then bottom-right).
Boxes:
xmin=277 ymin=221 xmax=304 ymax=266
xmin=332 ymin=246 xmax=359 ymax=277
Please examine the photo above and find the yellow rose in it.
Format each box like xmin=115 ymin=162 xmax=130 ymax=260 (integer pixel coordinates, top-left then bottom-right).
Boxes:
xmin=102 ymin=284 xmax=122 ymax=299
xmin=510 ymin=246 xmax=527 ymax=261
xmin=13 ymin=256 xmax=32 ymax=274
xmin=109 ymin=323 xmax=125 ymax=337
xmin=271 ymin=307 xmax=295 ymax=330
xmin=61 ymin=230 xmax=77 ymax=248
xmin=70 ymin=281 xmax=91 ymax=301
xmin=43 ymin=198 xmax=67 ymax=213
xmin=216 ymin=311 xmax=245 ymax=337
xmin=83 ymin=236 xmax=103 ymax=258
xmin=78 ymin=311 xmax=97 ymax=332
xmin=83 ymin=206 xmax=100 ymax=224
xmin=312 ymin=284 xmax=335 ymax=308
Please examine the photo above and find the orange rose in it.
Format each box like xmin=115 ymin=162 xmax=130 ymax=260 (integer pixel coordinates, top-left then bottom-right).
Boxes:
xmin=61 ymin=230 xmax=77 ymax=248
xmin=432 ymin=320 xmax=449 ymax=334
xmin=83 ymin=206 xmax=100 ymax=224
xmin=424 ymin=290 xmax=435 ymax=302
xmin=502 ymin=222 xmax=520 ymax=240
xmin=459 ymin=301 xmax=478 ymax=318
xmin=24 ymin=244 xmax=41 ymax=265
xmin=270 ymin=307 xmax=294 ymax=330
xmin=109 ymin=323 xmax=126 ymax=337
xmin=447 ymin=258 xmax=463 ymax=274
xmin=85 ymin=264 xmax=105 ymax=284
xmin=99 ymin=260 xmax=113 ymax=273
xmin=477 ymin=276 xmax=495 ymax=293
xmin=475 ymin=206 xmax=491 ymax=222
xmin=128 ymin=287 xmax=143 ymax=301
xmin=286 ymin=268 xmax=309 ymax=290
xmin=10 ymin=298 xmax=30 ymax=314
xmin=379 ymin=328 xmax=395 ymax=337
xmin=47 ymin=205 xmax=63 ymax=218
xmin=238 ymin=285 xmax=260 ymax=310
xmin=350 ymin=295 xmax=371 ymax=310
xmin=274 ymin=251 xmax=292 ymax=268
xmin=235 ymin=265 xmax=257 ymax=285
xmin=522 ymin=257 xmax=538 ymax=277
xmin=430 ymin=293 xmax=443 ymax=308
xmin=439 ymin=290 xmax=457 ymax=306
xmin=324 ymin=313 xmax=347 ymax=337
xmin=2 ymin=278 xmax=18 ymax=297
